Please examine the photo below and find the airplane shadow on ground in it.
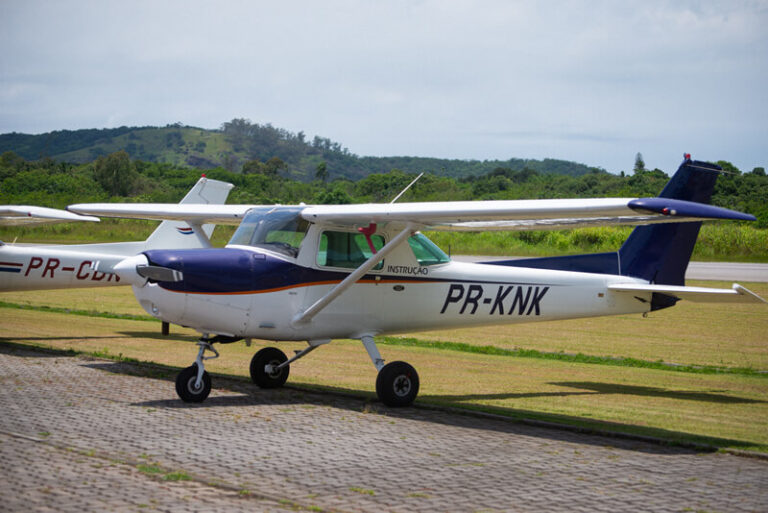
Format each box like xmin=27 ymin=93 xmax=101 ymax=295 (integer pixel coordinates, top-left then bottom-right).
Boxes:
xmin=1 ymin=340 xmax=759 ymax=454
xmin=424 ymin=382 xmax=767 ymax=405
xmin=119 ymin=331 xmax=199 ymax=342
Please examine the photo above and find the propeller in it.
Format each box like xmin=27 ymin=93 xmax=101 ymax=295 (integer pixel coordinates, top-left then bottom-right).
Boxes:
xmin=113 ymin=254 xmax=183 ymax=285
xmin=136 ymin=264 xmax=183 ymax=282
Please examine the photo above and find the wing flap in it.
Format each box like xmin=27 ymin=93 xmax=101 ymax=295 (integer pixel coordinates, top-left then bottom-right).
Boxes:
xmin=608 ymin=283 xmax=767 ymax=303
xmin=431 ymin=215 xmax=670 ymax=231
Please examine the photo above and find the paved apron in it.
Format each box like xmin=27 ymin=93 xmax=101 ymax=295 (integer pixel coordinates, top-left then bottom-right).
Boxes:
xmin=1 ymin=344 xmax=766 ymax=512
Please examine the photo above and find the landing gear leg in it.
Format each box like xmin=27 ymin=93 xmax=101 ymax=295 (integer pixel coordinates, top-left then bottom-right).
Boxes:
xmin=362 ymin=335 xmax=419 ymax=407
xmin=175 ymin=338 xmax=218 ymax=403
xmin=250 ymin=339 xmax=330 ymax=389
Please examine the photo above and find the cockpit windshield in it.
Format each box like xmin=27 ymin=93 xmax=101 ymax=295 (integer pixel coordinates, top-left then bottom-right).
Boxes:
xmin=228 ymin=207 xmax=309 ymax=258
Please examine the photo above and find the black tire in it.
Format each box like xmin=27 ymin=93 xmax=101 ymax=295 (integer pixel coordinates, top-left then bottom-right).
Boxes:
xmin=175 ymin=364 xmax=211 ymax=403
xmin=376 ymin=361 xmax=419 ymax=407
xmin=250 ymin=347 xmax=289 ymax=388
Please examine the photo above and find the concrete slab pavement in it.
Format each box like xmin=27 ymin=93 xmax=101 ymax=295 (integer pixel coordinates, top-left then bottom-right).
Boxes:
xmin=1 ymin=344 xmax=767 ymax=512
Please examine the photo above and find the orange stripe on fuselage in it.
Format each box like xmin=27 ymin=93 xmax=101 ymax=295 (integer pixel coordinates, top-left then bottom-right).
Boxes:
xmin=161 ymin=278 xmax=434 ymax=295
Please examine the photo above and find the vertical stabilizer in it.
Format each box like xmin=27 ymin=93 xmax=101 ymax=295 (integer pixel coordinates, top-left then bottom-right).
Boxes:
xmin=618 ymin=158 xmax=721 ymax=285
xmin=486 ymin=157 xmax=726 ymax=290
xmin=144 ymin=177 xmax=234 ymax=250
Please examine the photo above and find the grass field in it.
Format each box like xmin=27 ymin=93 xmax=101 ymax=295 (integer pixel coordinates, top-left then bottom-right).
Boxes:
xmin=1 ymin=283 xmax=766 ymax=452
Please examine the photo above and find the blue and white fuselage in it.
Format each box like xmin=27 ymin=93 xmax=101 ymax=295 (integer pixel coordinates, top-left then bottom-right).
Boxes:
xmin=125 ymin=237 xmax=649 ymax=342
xmin=79 ymin=158 xmax=765 ymax=405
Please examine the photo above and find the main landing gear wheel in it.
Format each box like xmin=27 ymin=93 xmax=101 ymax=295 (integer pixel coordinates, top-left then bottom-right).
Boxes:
xmin=176 ymin=364 xmax=211 ymax=403
xmin=376 ymin=361 xmax=419 ymax=407
xmin=250 ymin=347 xmax=290 ymax=388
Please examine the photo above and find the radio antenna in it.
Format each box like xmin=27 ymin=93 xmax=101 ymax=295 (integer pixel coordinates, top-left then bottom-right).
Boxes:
xmin=390 ymin=172 xmax=424 ymax=203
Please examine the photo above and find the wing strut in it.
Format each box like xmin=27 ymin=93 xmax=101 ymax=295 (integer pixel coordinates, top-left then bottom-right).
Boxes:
xmin=292 ymin=223 xmax=416 ymax=325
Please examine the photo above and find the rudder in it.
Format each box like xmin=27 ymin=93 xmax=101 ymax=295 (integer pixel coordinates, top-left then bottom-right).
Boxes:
xmin=618 ymin=158 xmax=721 ymax=285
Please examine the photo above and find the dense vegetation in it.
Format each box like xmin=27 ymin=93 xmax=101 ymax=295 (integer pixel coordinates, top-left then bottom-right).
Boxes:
xmin=0 ymin=120 xmax=603 ymax=181
xmin=1 ymin=149 xmax=766 ymax=261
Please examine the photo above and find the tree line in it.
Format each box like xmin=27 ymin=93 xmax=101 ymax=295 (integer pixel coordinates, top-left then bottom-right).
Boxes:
xmin=1 ymin=150 xmax=766 ymax=228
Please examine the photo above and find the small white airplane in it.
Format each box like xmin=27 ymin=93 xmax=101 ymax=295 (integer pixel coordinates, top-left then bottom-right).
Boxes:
xmin=64 ymin=156 xmax=765 ymax=407
xmin=0 ymin=176 xmax=233 ymax=292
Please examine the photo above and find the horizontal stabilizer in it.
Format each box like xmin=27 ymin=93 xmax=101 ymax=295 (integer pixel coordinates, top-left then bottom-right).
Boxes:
xmin=608 ymin=283 xmax=766 ymax=303
xmin=628 ymin=197 xmax=756 ymax=221
xmin=0 ymin=206 xmax=100 ymax=226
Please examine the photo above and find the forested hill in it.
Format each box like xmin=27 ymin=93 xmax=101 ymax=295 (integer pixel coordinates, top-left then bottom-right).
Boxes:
xmin=0 ymin=119 xmax=602 ymax=181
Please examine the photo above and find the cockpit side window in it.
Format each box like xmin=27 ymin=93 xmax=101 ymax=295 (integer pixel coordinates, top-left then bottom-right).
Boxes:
xmin=408 ymin=233 xmax=450 ymax=265
xmin=317 ymin=231 xmax=385 ymax=270
xmin=229 ymin=207 xmax=309 ymax=258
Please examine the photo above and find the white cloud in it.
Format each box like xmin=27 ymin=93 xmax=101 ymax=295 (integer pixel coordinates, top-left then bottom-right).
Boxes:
xmin=1 ymin=0 xmax=766 ymax=173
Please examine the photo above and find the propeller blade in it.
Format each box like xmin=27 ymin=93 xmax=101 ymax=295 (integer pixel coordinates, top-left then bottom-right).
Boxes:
xmin=136 ymin=265 xmax=184 ymax=282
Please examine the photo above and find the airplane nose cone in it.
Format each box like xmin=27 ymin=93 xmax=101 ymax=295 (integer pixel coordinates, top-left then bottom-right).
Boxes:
xmin=113 ymin=254 xmax=150 ymax=286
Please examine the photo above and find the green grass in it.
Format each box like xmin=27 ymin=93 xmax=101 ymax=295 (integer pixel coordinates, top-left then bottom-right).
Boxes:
xmin=349 ymin=487 xmax=375 ymax=496
xmin=136 ymin=463 xmax=190 ymax=481
xmin=137 ymin=464 xmax=164 ymax=475
xmin=379 ymin=336 xmax=768 ymax=378
xmin=162 ymin=471 xmax=191 ymax=481
xmin=0 ymin=300 xmax=156 ymax=321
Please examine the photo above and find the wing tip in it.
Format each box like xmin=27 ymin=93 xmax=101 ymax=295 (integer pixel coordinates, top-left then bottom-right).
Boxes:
xmin=732 ymin=283 xmax=768 ymax=304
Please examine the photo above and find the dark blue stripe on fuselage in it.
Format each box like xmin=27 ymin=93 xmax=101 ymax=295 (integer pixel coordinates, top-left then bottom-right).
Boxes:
xmin=145 ymin=248 xmax=435 ymax=294
xmin=143 ymin=248 xmax=547 ymax=294
xmin=485 ymin=252 xmax=620 ymax=275
xmin=144 ymin=248 xmax=327 ymax=294
xmin=0 ymin=267 xmax=21 ymax=273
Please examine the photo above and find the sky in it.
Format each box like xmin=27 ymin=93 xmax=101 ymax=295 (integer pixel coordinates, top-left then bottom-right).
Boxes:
xmin=1 ymin=0 xmax=767 ymax=174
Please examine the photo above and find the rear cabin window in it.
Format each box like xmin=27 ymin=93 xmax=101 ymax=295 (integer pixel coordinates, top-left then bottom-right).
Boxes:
xmin=317 ymin=231 xmax=385 ymax=270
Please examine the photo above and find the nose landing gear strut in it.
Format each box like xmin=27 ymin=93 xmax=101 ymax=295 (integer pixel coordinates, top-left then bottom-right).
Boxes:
xmin=175 ymin=335 xmax=241 ymax=403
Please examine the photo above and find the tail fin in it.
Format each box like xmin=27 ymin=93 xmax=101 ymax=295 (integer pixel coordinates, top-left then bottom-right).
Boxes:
xmin=144 ymin=177 xmax=234 ymax=250
xmin=486 ymin=158 xmax=726 ymax=286
xmin=618 ymin=158 xmax=721 ymax=285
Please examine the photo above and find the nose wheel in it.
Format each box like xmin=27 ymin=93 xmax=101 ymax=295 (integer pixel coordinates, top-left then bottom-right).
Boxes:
xmin=175 ymin=338 xmax=219 ymax=403
xmin=175 ymin=364 xmax=211 ymax=402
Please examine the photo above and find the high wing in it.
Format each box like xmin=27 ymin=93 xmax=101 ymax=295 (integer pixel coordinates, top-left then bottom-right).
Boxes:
xmin=67 ymin=203 xmax=251 ymax=226
xmin=301 ymin=197 xmax=755 ymax=231
xmin=68 ymin=197 xmax=754 ymax=231
xmin=0 ymin=206 xmax=100 ymax=226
